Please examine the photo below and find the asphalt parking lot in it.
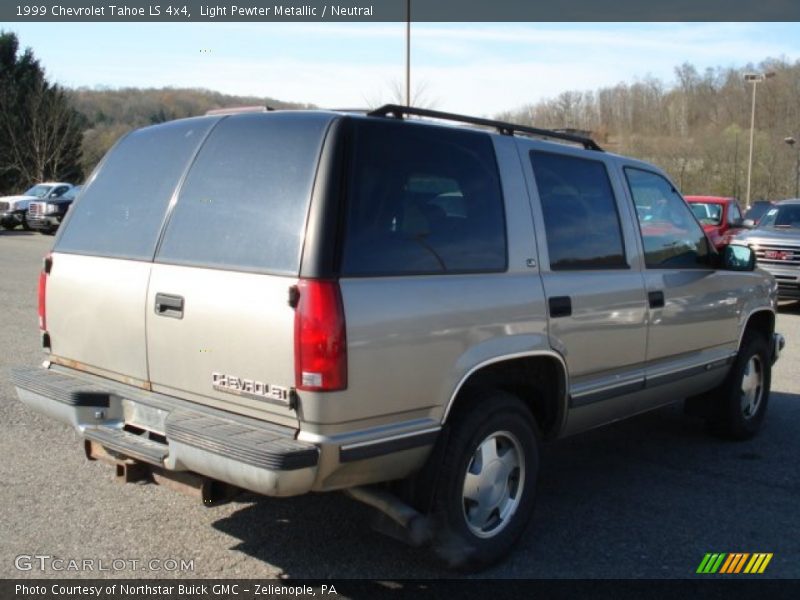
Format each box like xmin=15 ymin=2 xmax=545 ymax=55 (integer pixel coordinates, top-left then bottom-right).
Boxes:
xmin=1 ymin=231 xmax=798 ymax=580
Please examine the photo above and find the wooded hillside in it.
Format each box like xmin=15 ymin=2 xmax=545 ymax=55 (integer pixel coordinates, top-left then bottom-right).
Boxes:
xmin=497 ymin=58 xmax=800 ymax=202
xmin=69 ymin=87 xmax=314 ymax=177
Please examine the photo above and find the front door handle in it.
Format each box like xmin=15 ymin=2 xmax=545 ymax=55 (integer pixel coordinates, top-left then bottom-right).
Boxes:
xmin=154 ymin=293 xmax=184 ymax=319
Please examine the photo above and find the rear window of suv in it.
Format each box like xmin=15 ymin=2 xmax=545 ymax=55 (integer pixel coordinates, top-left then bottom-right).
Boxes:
xmin=341 ymin=119 xmax=507 ymax=276
xmin=56 ymin=117 xmax=220 ymax=260
xmin=156 ymin=112 xmax=333 ymax=274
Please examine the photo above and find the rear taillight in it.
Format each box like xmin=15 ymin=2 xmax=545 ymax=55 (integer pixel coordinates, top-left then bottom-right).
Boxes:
xmin=38 ymin=253 xmax=52 ymax=331
xmin=293 ymin=279 xmax=347 ymax=392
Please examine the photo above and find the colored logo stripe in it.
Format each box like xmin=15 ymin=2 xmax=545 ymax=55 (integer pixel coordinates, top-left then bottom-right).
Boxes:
xmin=744 ymin=553 xmax=773 ymax=574
xmin=720 ymin=553 xmax=749 ymax=573
xmin=697 ymin=553 xmax=773 ymax=574
xmin=697 ymin=553 xmax=726 ymax=573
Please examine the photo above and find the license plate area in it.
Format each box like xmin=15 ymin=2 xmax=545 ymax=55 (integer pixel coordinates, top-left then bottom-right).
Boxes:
xmin=121 ymin=399 xmax=168 ymax=435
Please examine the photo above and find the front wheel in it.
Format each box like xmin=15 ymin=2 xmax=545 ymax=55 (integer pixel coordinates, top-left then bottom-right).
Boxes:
xmin=20 ymin=213 xmax=31 ymax=231
xmin=707 ymin=331 xmax=771 ymax=440
xmin=427 ymin=390 xmax=539 ymax=571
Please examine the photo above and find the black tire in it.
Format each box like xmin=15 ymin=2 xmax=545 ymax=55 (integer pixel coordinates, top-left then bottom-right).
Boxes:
xmin=1 ymin=223 xmax=15 ymax=231
xmin=707 ymin=331 xmax=771 ymax=440
xmin=426 ymin=389 xmax=539 ymax=571
xmin=20 ymin=214 xmax=31 ymax=231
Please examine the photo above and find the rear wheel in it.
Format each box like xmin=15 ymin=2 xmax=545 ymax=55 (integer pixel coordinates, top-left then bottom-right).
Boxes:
xmin=707 ymin=331 xmax=771 ymax=440
xmin=426 ymin=390 xmax=539 ymax=571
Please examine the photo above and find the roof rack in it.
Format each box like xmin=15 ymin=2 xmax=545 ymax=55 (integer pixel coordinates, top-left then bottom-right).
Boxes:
xmin=327 ymin=108 xmax=370 ymax=113
xmin=367 ymin=104 xmax=603 ymax=152
xmin=205 ymin=106 xmax=272 ymax=116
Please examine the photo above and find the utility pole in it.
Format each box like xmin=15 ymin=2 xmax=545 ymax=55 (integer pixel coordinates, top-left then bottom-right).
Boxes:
xmin=733 ymin=131 xmax=739 ymax=199
xmin=744 ymin=71 xmax=775 ymax=209
xmin=785 ymin=136 xmax=800 ymax=198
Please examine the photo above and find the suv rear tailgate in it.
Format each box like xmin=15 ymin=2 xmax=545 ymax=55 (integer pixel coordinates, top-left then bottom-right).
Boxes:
xmin=144 ymin=112 xmax=335 ymax=426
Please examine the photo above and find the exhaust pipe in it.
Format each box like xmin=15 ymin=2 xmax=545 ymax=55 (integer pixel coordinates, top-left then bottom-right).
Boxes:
xmin=151 ymin=469 xmax=241 ymax=507
xmin=84 ymin=440 xmax=239 ymax=506
xmin=345 ymin=486 xmax=432 ymax=547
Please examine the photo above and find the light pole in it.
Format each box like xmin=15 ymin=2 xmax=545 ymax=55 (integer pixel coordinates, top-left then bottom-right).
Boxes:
xmin=744 ymin=71 xmax=775 ymax=209
xmin=785 ymin=136 xmax=800 ymax=198
xmin=405 ymin=0 xmax=411 ymax=106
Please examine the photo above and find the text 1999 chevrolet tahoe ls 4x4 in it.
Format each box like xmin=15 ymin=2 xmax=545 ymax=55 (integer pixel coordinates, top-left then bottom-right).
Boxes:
xmin=12 ymin=105 xmax=784 ymax=570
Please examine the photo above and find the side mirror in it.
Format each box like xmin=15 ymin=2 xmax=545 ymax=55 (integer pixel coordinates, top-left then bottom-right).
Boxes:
xmin=723 ymin=244 xmax=756 ymax=271
xmin=742 ymin=218 xmax=756 ymax=229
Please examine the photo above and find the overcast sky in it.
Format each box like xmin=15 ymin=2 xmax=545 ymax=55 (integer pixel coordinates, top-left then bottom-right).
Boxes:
xmin=7 ymin=22 xmax=800 ymax=115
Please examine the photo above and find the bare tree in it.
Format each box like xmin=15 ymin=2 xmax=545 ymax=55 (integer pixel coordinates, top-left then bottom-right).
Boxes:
xmin=0 ymin=78 xmax=84 ymax=184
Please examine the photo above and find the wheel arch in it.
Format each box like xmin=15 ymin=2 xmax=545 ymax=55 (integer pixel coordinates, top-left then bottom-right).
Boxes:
xmin=739 ymin=308 xmax=775 ymax=349
xmin=442 ymin=352 xmax=569 ymax=442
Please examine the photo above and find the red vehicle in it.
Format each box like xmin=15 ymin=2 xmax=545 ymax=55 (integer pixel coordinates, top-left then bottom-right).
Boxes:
xmin=685 ymin=195 xmax=748 ymax=249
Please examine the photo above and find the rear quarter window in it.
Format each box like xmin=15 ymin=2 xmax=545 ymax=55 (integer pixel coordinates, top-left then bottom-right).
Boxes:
xmin=341 ymin=119 xmax=506 ymax=276
xmin=56 ymin=117 xmax=220 ymax=260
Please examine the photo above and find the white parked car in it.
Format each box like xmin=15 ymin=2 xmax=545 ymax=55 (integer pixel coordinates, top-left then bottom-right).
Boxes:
xmin=0 ymin=182 xmax=74 ymax=231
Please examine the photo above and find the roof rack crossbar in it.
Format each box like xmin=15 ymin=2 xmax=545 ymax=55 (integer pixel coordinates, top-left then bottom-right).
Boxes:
xmin=367 ymin=104 xmax=603 ymax=151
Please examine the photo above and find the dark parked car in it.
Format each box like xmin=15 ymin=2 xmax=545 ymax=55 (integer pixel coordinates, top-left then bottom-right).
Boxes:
xmin=27 ymin=185 xmax=82 ymax=234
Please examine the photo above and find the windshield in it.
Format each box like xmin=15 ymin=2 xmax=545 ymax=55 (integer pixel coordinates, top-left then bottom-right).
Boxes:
xmin=689 ymin=202 xmax=723 ymax=225
xmin=62 ymin=185 xmax=82 ymax=200
xmin=745 ymin=202 xmax=772 ymax=223
xmin=759 ymin=205 xmax=800 ymax=228
xmin=23 ymin=184 xmax=53 ymax=198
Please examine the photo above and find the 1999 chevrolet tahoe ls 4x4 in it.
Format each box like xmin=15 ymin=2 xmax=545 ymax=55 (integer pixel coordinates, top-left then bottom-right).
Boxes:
xmin=12 ymin=105 xmax=784 ymax=570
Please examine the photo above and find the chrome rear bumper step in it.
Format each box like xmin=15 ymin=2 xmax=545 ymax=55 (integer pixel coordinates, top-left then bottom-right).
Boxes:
xmin=84 ymin=426 xmax=169 ymax=466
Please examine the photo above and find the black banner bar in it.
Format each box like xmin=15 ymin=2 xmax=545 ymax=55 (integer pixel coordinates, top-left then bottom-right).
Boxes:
xmin=1 ymin=0 xmax=800 ymax=23
xmin=4 ymin=579 xmax=800 ymax=600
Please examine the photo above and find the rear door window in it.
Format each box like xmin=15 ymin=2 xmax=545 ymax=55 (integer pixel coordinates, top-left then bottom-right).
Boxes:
xmin=56 ymin=117 xmax=219 ymax=260
xmin=530 ymin=151 xmax=627 ymax=270
xmin=156 ymin=112 xmax=333 ymax=275
xmin=341 ymin=119 xmax=506 ymax=276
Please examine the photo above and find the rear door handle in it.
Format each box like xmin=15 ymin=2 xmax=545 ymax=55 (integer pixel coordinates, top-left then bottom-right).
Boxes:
xmin=154 ymin=293 xmax=184 ymax=319
xmin=648 ymin=291 xmax=665 ymax=309
xmin=548 ymin=296 xmax=572 ymax=318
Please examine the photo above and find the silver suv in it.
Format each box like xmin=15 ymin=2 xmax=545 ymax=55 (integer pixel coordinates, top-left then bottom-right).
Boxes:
xmin=736 ymin=199 xmax=800 ymax=299
xmin=12 ymin=105 xmax=784 ymax=570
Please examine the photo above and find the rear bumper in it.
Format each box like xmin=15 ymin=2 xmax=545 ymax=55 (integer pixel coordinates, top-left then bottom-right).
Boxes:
xmin=11 ymin=364 xmax=440 ymax=496
xmin=11 ymin=365 xmax=318 ymax=497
